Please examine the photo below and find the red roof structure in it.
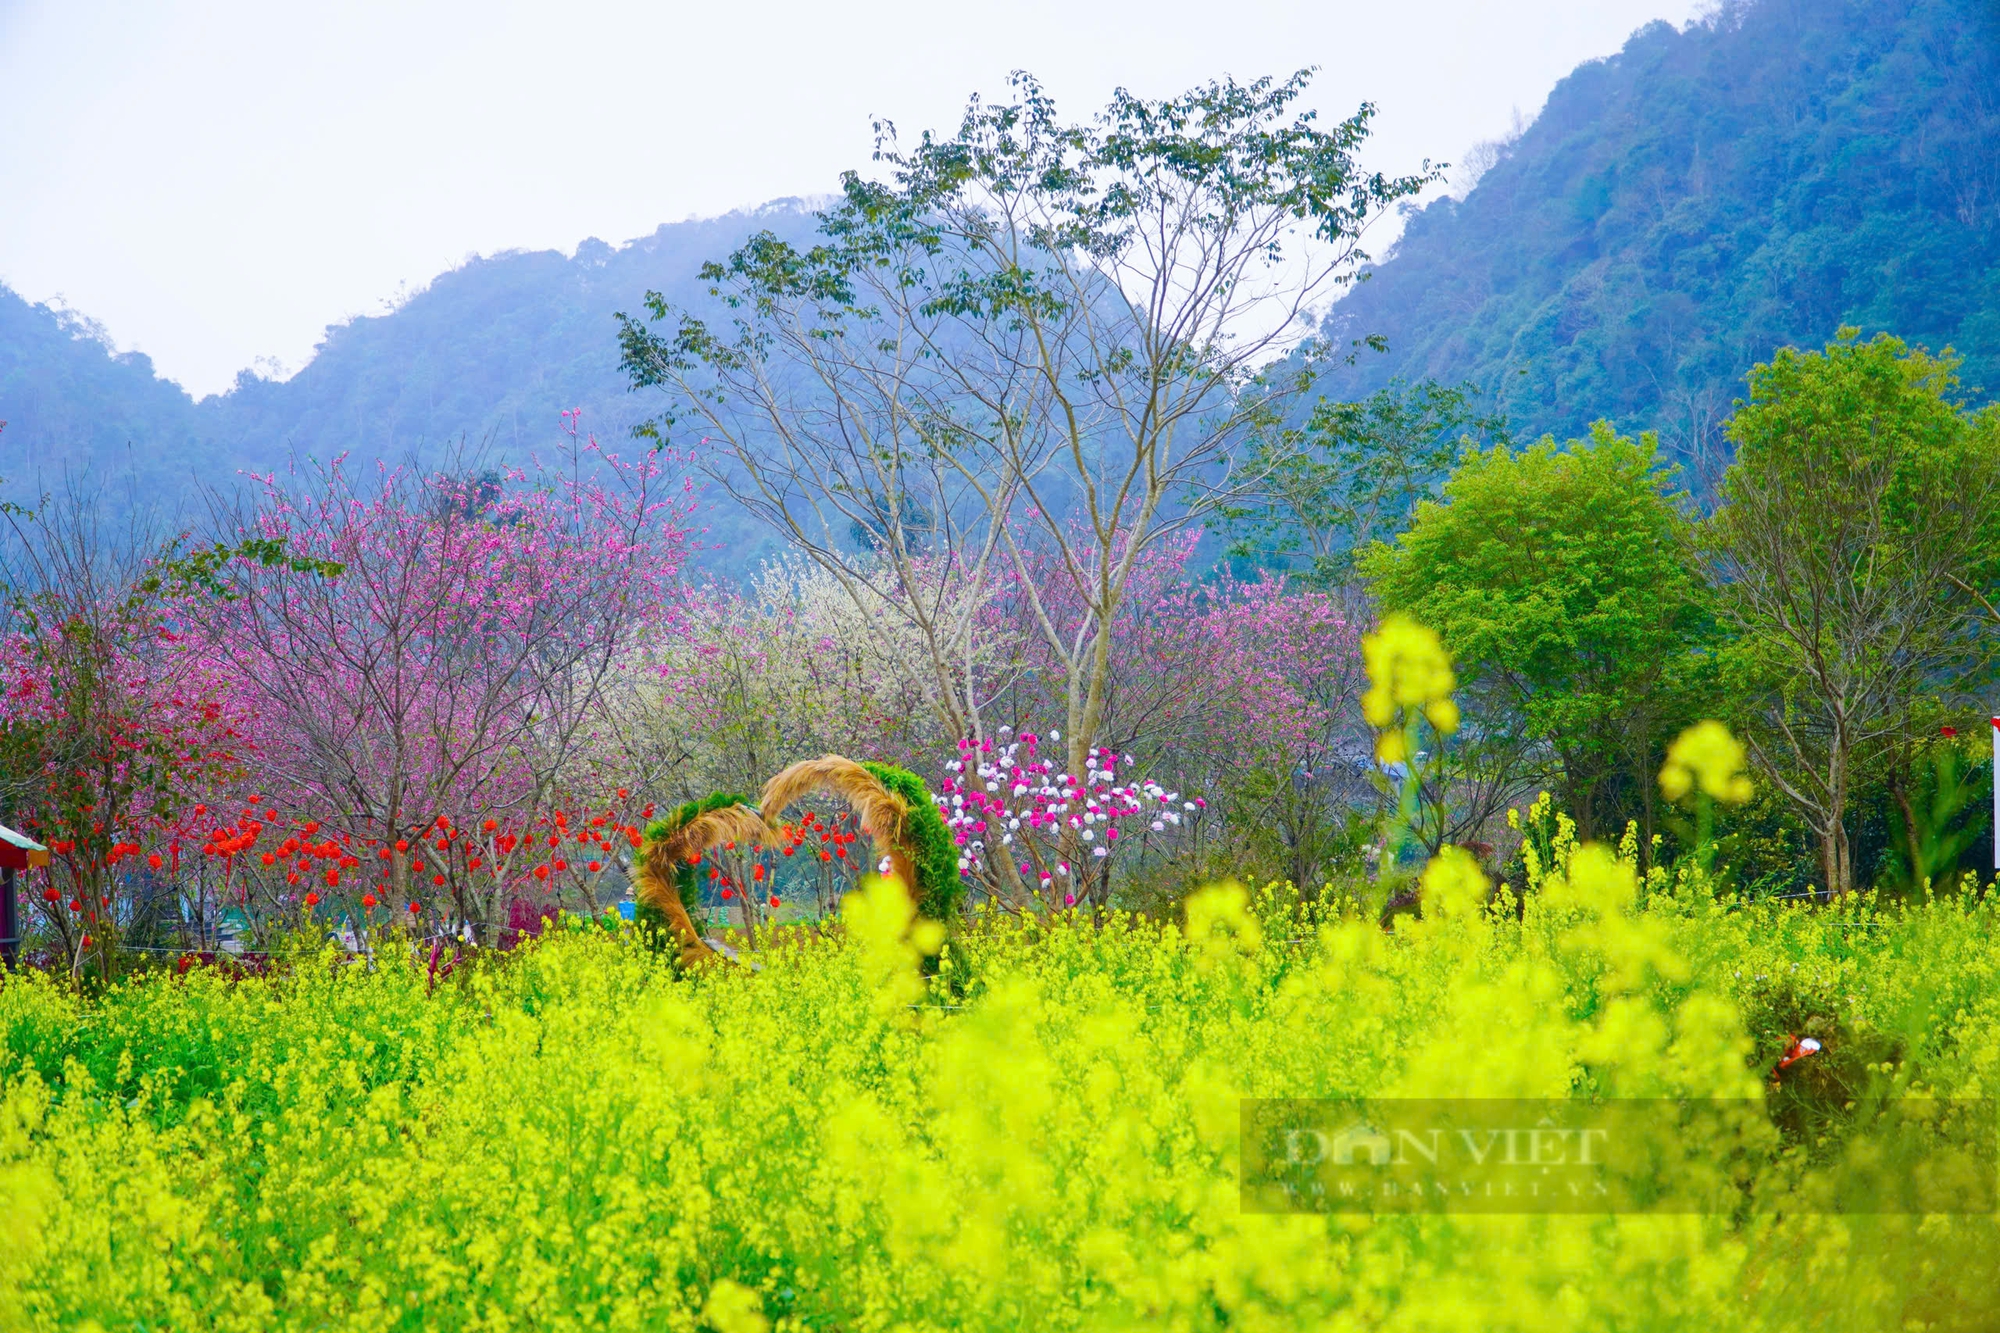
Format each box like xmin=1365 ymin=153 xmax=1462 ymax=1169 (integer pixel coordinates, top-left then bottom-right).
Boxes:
xmin=0 ymin=823 xmax=49 ymax=871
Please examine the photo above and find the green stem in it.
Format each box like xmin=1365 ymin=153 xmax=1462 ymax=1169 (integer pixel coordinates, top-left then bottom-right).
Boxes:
xmin=1696 ymin=793 xmax=1714 ymax=880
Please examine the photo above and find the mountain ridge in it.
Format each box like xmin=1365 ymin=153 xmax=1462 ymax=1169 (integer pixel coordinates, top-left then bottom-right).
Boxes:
xmin=2 ymin=205 xmax=820 ymax=569
xmin=5 ymin=0 xmax=1997 ymax=531
xmin=1317 ymin=0 xmax=2000 ymax=479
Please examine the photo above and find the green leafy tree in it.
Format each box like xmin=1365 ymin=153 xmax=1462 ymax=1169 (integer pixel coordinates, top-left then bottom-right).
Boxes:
xmin=618 ymin=70 xmax=1437 ymax=795
xmin=1360 ymin=425 xmax=1714 ymax=846
xmin=1223 ymin=377 xmax=1509 ymax=586
xmin=1705 ymin=331 xmax=2000 ymax=897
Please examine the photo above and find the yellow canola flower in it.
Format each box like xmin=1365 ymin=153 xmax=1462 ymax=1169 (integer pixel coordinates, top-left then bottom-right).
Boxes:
xmin=1184 ymin=880 xmax=1263 ymax=952
xmin=1424 ymin=696 xmax=1461 ymax=735
xmin=1659 ymin=720 xmax=1754 ymax=805
xmin=1376 ymin=729 xmax=1409 ymax=766
xmin=841 ymin=872 xmax=945 ymax=1016
xmin=1362 ymin=613 xmax=1457 ymax=763
xmin=4 ymin=864 xmax=1996 ymax=1330
xmin=1362 ymin=615 xmax=1456 ymax=727
xmin=1419 ymin=844 xmax=1489 ymax=920
xmin=702 ymin=1280 xmax=769 ymax=1333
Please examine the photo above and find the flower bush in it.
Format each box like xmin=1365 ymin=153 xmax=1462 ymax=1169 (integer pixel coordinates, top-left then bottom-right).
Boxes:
xmin=0 ymin=424 xmax=693 ymax=969
xmin=936 ymin=729 xmax=1204 ymax=907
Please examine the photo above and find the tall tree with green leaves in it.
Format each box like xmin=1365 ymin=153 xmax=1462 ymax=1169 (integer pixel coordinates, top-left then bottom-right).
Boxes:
xmin=1359 ymin=425 xmax=1713 ymax=846
xmin=618 ymin=71 xmax=1437 ymax=794
xmin=1222 ymin=377 xmax=1509 ymax=586
xmin=1706 ymin=331 xmax=2000 ymax=897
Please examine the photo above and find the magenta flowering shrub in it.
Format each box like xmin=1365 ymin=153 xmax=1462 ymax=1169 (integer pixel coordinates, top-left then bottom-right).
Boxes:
xmin=935 ymin=729 xmax=1207 ymax=906
xmin=180 ymin=429 xmax=693 ymax=943
xmin=0 ymin=417 xmax=703 ymax=968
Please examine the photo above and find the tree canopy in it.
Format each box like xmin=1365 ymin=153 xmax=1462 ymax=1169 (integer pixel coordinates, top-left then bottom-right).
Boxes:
xmin=1360 ymin=425 xmax=1712 ymax=840
xmin=1706 ymin=330 xmax=2000 ymax=894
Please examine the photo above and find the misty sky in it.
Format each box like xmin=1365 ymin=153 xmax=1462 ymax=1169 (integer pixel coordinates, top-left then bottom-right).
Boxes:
xmin=0 ymin=0 xmax=1709 ymax=398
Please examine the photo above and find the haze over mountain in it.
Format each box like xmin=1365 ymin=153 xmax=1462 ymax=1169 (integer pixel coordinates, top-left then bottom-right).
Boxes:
xmin=0 ymin=205 xmax=819 ymax=565
xmin=3 ymin=0 xmax=1995 ymax=538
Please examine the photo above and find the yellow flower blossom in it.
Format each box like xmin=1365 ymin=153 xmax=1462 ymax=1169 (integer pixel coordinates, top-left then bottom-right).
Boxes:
xmin=1376 ymin=729 xmax=1409 ymax=766
xmin=2 ymin=837 xmax=1992 ymax=1331
xmin=1361 ymin=614 xmax=1457 ymax=728
xmin=1659 ymin=720 xmax=1754 ymax=804
xmin=703 ymin=1280 xmax=769 ymax=1333
xmin=1419 ymin=844 xmax=1489 ymax=920
xmin=1424 ymin=697 xmax=1461 ymax=735
xmin=1362 ymin=614 xmax=1458 ymax=763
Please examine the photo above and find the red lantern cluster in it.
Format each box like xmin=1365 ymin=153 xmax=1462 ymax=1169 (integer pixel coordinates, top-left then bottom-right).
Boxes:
xmin=27 ymin=785 xmax=663 ymax=947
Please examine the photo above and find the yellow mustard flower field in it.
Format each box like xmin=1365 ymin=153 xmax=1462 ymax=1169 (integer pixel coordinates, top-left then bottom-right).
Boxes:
xmin=3 ymin=847 xmax=1998 ymax=1333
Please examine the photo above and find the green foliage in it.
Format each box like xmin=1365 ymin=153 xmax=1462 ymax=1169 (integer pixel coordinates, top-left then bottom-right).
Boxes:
xmin=4 ymin=859 xmax=1999 ymax=1328
xmin=1877 ymin=740 xmax=1987 ymax=894
xmin=1222 ymin=377 xmax=1509 ymax=585
xmin=1314 ymin=0 xmax=2000 ymax=474
xmin=860 ymin=760 xmax=964 ymax=922
xmin=1360 ymin=425 xmax=1713 ymax=840
xmin=1719 ymin=332 xmax=2000 ymax=576
xmin=639 ymin=791 xmax=759 ymax=848
xmin=1707 ymin=330 xmax=2000 ymax=894
xmin=136 ymin=536 xmax=346 ymax=603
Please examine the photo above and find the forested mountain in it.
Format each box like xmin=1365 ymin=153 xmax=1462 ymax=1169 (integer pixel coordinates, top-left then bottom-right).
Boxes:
xmin=0 ymin=291 xmax=211 ymax=502
xmin=1319 ymin=0 xmax=2000 ymax=480
xmin=4 ymin=0 xmax=1996 ymax=533
xmin=200 ymin=207 xmax=814 ymax=472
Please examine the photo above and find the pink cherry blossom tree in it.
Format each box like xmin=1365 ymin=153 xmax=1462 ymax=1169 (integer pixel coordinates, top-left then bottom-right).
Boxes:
xmin=182 ymin=426 xmax=693 ymax=944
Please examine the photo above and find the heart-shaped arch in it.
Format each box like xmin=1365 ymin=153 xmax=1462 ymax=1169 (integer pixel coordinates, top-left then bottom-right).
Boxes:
xmin=632 ymin=756 xmax=963 ymax=968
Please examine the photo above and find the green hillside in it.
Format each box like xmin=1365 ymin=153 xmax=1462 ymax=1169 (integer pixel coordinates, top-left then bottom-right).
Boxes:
xmin=1318 ymin=0 xmax=2000 ymax=479
xmin=0 ymin=292 xmax=207 ymax=503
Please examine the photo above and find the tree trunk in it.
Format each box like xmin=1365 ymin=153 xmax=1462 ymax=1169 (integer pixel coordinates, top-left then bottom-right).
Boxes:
xmin=1888 ymin=771 xmax=1922 ymax=891
xmin=1826 ymin=735 xmax=1852 ymax=897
